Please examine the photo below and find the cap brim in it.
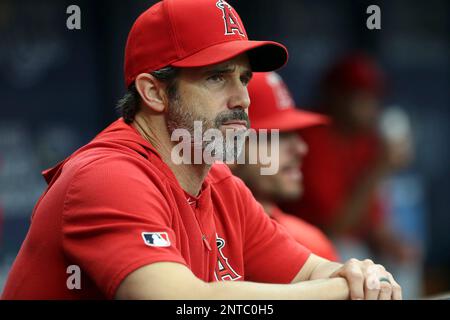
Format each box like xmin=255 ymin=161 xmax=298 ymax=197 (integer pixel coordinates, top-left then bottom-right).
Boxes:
xmin=171 ymin=40 xmax=288 ymax=72
xmin=251 ymin=109 xmax=329 ymax=131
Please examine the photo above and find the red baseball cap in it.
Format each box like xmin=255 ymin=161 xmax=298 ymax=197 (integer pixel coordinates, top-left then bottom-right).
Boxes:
xmin=322 ymin=53 xmax=385 ymax=96
xmin=124 ymin=0 xmax=289 ymax=87
xmin=248 ymin=72 xmax=329 ymax=131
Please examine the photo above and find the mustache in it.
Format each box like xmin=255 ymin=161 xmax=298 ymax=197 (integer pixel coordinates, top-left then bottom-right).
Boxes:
xmin=214 ymin=109 xmax=250 ymax=129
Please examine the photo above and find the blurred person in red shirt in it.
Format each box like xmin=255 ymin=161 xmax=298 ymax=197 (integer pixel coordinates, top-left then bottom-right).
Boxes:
xmin=279 ymin=53 xmax=416 ymax=263
xmin=230 ymin=72 xmax=339 ymax=262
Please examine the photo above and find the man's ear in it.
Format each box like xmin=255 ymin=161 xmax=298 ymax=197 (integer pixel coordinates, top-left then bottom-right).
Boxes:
xmin=135 ymin=73 xmax=168 ymax=113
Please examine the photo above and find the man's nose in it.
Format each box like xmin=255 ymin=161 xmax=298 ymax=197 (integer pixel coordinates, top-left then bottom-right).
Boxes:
xmin=227 ymin=82 xmax=251 ymax=111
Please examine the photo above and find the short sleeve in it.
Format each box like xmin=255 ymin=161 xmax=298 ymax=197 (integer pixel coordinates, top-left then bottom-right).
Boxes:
xmin=235 ymin=178 xmax=311 ymax=284
xmin=62 ymin=157 xmax=187 ymax=299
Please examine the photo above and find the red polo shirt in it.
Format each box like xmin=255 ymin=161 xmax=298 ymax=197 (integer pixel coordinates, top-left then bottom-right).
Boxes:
xmin=2 ymin=119 xmax=310 ymax=300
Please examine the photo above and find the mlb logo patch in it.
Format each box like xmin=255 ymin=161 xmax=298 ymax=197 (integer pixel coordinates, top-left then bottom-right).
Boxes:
xmin=142 ymin=232 xmax=171 ymax=247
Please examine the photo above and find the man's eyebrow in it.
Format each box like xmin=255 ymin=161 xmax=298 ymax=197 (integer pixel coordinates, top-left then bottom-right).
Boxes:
xmin=204 ymin=64 xmax=237 ymax=74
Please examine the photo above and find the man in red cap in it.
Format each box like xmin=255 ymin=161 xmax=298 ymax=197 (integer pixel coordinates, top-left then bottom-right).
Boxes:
xmin=279 ymin=53 xmax=415 ymax=262
xmin=230 ymin=72 xmax=339 ymax=261
xmin=3 ymin=1 xmax=401 ymax=300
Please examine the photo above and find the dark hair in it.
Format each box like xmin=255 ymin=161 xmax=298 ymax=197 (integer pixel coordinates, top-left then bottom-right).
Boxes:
xmin=116 ymin=66 xmax=179 ymax=124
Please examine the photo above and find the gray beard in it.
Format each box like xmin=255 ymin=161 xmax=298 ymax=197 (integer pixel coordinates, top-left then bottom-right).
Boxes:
xmin=167 ymin=95 xmax=248 ymax=163
xmin=208 ymin=130 xmax=248 ymax=163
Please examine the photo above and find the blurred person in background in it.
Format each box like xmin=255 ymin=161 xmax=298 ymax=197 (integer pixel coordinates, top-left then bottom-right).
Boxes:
xmin=278 ymin=53 xmax=421 ymax=287
xmin=230 ymin=72 xmax=339 ymax=262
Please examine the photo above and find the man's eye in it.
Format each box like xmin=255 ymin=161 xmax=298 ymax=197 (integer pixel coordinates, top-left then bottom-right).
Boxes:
xmin=207 ymin=74 xmax=225 ymax=83
xmin=241 ymin=76 xmax=251 ymax=86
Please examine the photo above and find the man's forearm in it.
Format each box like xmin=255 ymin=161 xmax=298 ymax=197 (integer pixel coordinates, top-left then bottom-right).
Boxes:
xmin=205 ymin=277 xmax=349 ymax=300
xmin=116 ymin=262 xmax=350 ymax=300
xmin=309 ymin=259 xmax=343 ymax=280
xmin=291 ymin=254 xmax=343 ymax=283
